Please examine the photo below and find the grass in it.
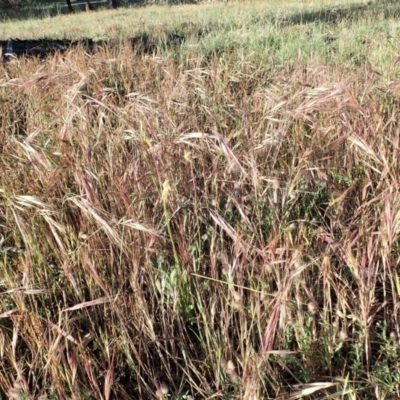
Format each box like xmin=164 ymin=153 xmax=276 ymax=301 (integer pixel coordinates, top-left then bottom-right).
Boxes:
xmin=0 ymin=0 xmax=387 ymax=40
xmin=1 ymin=0 xmax=400 ymax=399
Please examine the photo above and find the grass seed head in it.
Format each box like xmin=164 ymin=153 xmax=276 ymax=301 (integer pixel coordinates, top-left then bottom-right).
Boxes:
xmin=307 ymin=301 xmax=318 ymax=314
xmin=338 ymin=330 xmax=348 ymax=341
xmin=156 ymin=383 xmax=169 ymax=398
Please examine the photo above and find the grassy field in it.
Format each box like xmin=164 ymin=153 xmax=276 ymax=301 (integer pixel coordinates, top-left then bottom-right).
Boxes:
xmin=2 ymin=0 xmax=400 ymax=399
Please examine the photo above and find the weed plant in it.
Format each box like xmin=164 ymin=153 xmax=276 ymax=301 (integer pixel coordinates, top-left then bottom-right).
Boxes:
xmin=1 ymin=1 xmax=400 ymax=399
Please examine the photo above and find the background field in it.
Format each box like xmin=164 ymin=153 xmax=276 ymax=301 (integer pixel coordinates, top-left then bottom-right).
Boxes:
xmin=1 ymin=0 xmax=400 ymax=399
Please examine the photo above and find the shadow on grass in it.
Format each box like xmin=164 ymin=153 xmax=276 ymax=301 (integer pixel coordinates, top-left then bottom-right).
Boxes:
xmin=0 ymin=0 xmax=197 ymax=22
xmin=252 ymin=0 xmax=399 ymax=27
xmin=0 ymin=30 xmax=187 ymax=60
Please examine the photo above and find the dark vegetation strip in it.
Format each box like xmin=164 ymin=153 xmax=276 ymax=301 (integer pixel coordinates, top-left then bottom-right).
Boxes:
xmin=1 ymin=33 xmax=187 ymax=59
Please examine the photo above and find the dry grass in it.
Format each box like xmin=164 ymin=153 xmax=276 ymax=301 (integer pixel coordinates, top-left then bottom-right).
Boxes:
xmin=1 ymin=1 xmax=400 ymax=399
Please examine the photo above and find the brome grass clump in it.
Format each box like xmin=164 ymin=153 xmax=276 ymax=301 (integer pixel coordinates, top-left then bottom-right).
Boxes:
xmin=1 ymin=1 xmax=400 ymax=399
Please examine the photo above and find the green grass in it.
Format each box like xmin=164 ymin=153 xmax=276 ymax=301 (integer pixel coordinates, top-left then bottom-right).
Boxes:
xmin=0 ymin=0 xmax=384 ymax=39
xmin=1 ymin=0 xmax=400 ymax=399
xmin=3 ymin=0 xmax=400 ymax=74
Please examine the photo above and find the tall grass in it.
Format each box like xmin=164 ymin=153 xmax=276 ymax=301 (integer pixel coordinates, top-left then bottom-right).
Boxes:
xmin=0 ymin=0 xmax=384 ymax=40
xmin=1 ymin=1 xmax=400 ymax=399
